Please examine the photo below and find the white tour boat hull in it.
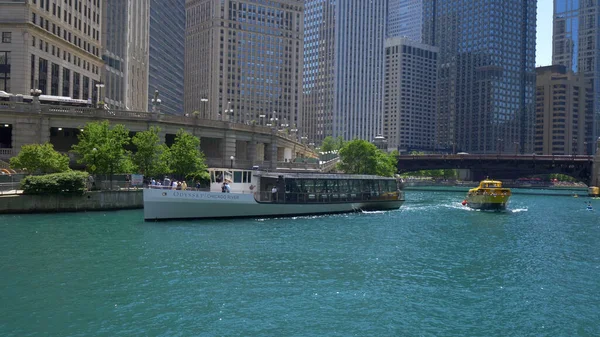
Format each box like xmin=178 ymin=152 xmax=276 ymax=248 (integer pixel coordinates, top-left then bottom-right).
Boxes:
xmin=143 ymin=189 xmax=404 ymax=221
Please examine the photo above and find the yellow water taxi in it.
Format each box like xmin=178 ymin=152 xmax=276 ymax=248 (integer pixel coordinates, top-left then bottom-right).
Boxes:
xmin=588 ymin=186 xmax=600 ymax=197
xmin=462 ymin=179 xmax=511 ymax=211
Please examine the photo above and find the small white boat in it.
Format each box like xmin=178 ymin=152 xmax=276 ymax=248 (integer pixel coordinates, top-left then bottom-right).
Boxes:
xmin=143 ymin=168 xmax=405 ymax=221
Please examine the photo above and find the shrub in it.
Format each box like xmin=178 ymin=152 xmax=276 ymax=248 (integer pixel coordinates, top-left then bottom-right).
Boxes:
xmin=21 ymin=171 xmax=88 ymax=195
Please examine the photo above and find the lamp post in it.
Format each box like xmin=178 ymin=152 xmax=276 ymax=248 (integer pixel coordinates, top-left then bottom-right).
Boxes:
xmin=201 ymin=98 xmax=208 ymax=119
xmin=95 ymin=83 xmax=105 ymax=108
xmin=92 ymin=147 xmax=98 ymax=188
xmin=230 ymin=155 xmax=234 ymax=169
xmin=259 ymin=114 xmax=266 ymax=126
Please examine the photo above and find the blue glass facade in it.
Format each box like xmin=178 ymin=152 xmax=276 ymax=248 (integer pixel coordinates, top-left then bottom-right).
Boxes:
xmin=553 ymin=0 xmax=598 ymax=154
xmin=423 ymin=0 xmax=536 ymax=154
xmin=148 ymin=0 xmax=185 ymax=115
xmin=387 ymin=0 xmax=423 ymax=41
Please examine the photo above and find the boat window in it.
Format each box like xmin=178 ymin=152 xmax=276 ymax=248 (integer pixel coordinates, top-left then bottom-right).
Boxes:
xmin=234 ymin=171 xmax=242 ymax=183
xmin=349 ymin=180 xmax=361 ymax=193
xmin=210 ymin=171 xmax=215 ymax=183
xmin=303 ymin=179 xmax=315 ymax=193
xmin=339 ymin=180 xmax=348 ymax=193
xmin=315 ymin=179 xmax=327 ymax=193
xmin=214 ymin=171 xmax=224 ymax=183
xmin=329 ymin=180 xmax=339 ymax=193
xmin=243 ymin=171 xmax=251 ymax=183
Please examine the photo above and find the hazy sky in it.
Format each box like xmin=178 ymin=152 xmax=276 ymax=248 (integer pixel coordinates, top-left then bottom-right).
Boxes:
xmin=537 ymin=0 xmax=553 ymax=66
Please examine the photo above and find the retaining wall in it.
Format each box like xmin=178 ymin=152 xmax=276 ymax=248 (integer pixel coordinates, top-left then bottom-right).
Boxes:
xmin=0 ymin=190 xmax=143 ymax=214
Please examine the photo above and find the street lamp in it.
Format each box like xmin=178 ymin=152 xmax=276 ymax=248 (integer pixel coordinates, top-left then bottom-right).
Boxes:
xmin=230 ymin=155 xmax=235 ymax=169
xmin=201 ymin=98 xmax=208 ymax=119
xmin=30 ymin=88 xmax=42 ymax=97
xmin=95 ymin=83 xmax=105 ymax=108
xmin=259 ymin=114 xmax=266 ymax=126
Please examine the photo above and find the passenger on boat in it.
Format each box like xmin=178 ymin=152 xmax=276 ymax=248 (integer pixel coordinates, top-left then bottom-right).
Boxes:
xmin=272 ymin=186 xmax=278 ymax=201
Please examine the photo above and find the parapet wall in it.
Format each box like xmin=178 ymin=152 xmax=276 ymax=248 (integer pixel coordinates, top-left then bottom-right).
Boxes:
xmin=0 ymin=190 xmax=143 ymax=214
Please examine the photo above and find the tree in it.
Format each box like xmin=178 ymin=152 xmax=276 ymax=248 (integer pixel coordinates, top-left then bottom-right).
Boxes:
xmin=9 ymin=143 xmax=70 ymax=174
xmin=321 ymin=136 xmax=336 ymax=152
xmin=337 ymin=139 xmax=396 ymax=176
xmin=335 ymin=136 xmax=345 ymax=151
xmin=168 ymin=129 xmax=207 ymax=179
xmin=131 ymin=127 xmax=170 ymax=178
xmin=321 ymin=136 xmax=346 ymax=152
xmin=72 ymin=121 xmax=132 ymax=186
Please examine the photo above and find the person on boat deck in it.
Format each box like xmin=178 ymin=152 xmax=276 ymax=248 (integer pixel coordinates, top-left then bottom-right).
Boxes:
xmin=172 ymin=181 xmax=178 ymax=190
xmin=272 ymin=186 xmax=278 ymax=201
xmin=182 ymin=181 xmax=187 ymax=190
xmin=222 ymin=183 xmax=227 ymax=193
xmin=224 ymin=182 xmax=231 ymax=193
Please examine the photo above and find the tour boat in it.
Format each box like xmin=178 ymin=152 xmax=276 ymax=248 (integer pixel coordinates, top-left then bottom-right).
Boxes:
xmin=462 ymin=179 xmax=511 ymax=211
xmin=143 ymin=168 xmax=405 ymax=221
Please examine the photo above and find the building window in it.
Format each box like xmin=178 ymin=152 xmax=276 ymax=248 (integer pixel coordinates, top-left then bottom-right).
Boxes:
xmin=38 ymin=57 xmax=48 ymax=94
xmin=62 ymin=68 xmax=70 ymax=96
xmin=0 ymin=51 xmax=10 ymax=91
xmin=1 ymin=32 xmax=11 ymax=43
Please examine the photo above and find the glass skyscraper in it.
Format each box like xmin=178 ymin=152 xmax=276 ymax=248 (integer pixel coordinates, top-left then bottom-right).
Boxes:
xmin=387 ymin=0 xmax=423 ymax=41
xmin=553 ymin=0 xmax=598 ymax=154
xmin=303 ymin=0 xmax=387 ymax=144
xmin=422 ymin=0 xmax=536 ymax=154
xmin=148 ymin=0 xmax=185 ymax=115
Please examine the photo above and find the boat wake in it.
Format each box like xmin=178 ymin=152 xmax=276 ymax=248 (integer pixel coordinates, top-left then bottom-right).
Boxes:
xmin=510 ymin=208 xmax=528 ymax=213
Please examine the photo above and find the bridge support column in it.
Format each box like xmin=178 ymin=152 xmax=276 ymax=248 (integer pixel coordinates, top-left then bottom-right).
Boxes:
xmin=223 ymin=132 xmax=237 ymax=168
xmin=593 ymin=139 xmax=600 ymax=186
xmin=248 ymin=140 xmax=257 ymax=165
xmin=265 ymin=139 xmax=277 ymax=169
xmin=12 ymin=117 xmax=50 ymax=155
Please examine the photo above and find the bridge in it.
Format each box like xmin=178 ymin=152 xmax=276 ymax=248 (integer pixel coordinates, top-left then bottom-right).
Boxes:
xmin=397 ymin=152 xmax=600 ymax=186
xmin=0 ymin=101 xmax=317 ymax=170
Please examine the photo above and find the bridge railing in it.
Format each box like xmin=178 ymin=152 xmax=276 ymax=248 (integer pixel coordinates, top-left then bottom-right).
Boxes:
xmin=396 ymin=154 xmax=594 ymax=161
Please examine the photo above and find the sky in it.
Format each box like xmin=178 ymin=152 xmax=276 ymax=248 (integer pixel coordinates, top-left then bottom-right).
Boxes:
xmin=537 ymin=0 xmax=553 ymax=66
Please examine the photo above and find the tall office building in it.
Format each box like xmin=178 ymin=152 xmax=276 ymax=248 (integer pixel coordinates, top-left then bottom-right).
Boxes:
xmin=535 ymin=65 xmax=593 ymax=155
xmin=387 ymin=0 xmax=423 ymax=41
xmin=185 ymin=0 xmax=304 ymax=131
xmin=0 ymin=0 xmax=102 ymax=100
xmin=148 ymin=0 xmax=185 ymax=115
xmin=102 ymin=0 xmax=149 ymax=111
xmin=422 ymin=0 xmax=536 ymax=154
xmin=553 ymin=0 xmax=599 ymax=154
xmin=303 ymin=0 xmax=387 ymax=144
xmin=384 ymin=37 xmax=438 ymax=153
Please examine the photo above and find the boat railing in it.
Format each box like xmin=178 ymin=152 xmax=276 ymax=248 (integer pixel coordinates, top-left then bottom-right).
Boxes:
xmin=253 ymin=190 xmax=401 ymax=203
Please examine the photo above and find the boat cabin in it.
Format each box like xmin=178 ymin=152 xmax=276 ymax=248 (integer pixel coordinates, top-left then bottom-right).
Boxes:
xmin=208 ymin=168 xmax=402 ymax=204
xmin=478 ymin=180 xmax=503 ymax=189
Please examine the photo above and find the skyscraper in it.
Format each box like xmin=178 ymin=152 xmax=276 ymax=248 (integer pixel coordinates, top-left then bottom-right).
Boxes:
xmin=384 ymin=37 xmax=438 ymax=153
xmin=0 ymin=0 xmax=103 ymax=99
xmin=303 ymin=0 xmax=387 ymax=144
xmin=102 ymin=0 xmax=150 ymax=111
xmin=423 ymin=0 xmax=536 ymax=154
xmin=387 ymin=0 xmax=423 ymax=41
xmin=185 ymin=0 xmax=304 ymax=131
xmin=553 ymin=0 xmax=598 ymax=154
xmin=148 ymin=0 xmax=185 ymax=115
xmin=535 ymin=65 xmax=593 ymax=155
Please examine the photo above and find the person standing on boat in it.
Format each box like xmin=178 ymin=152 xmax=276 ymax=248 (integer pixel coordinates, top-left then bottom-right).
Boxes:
xmin=224 ymin=182 xmax=231 ymax=193
xmin=272 ymin=186 xmax=278 ymax=202
xmin=222 ymin=183 xmax=227 ymax=193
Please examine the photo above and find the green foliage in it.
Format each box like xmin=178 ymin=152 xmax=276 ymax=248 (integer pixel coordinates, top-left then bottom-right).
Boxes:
xmin=321 ymin=136 xmax=336 ymax=152
xmin=21 ymin=171 xmax=88 ymax=195
xmin=9 ymin=143 xmax=70 ymax=174
xmin=321 ymin=136 xmax=346 ymax=152
xmin=167 ymin=129 xmax=207 ymax=178
xmin=132 ymin=127 xmax=171 ymax=178
xmin=337 ymin=139 xmax=396 ymax=176
xmin=72 ymin=121 xmax=132 ymax=176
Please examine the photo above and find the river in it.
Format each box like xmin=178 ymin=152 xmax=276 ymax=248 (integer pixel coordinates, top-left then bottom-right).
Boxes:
xmin=1 ymin=190 xmax=599 ymax=336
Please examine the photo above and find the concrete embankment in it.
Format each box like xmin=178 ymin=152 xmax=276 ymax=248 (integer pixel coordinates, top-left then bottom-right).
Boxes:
xmin=0 ymin=190 xmax=143 ymax=214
